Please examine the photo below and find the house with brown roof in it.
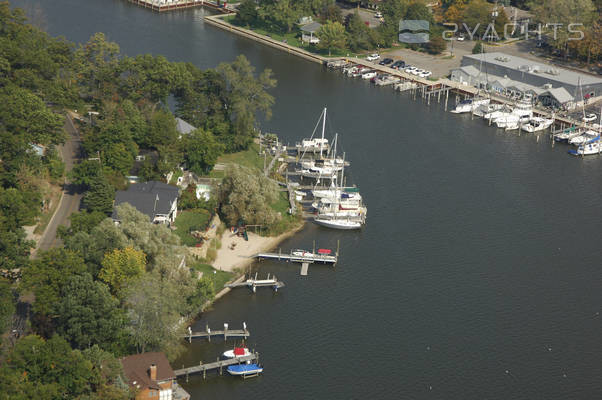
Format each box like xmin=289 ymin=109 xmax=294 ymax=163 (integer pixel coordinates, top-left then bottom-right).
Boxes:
xmin=120 ymin=352 xmax=189 ymax=400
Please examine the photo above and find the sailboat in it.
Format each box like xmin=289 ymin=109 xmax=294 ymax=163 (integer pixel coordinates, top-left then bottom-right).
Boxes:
xmin=295 ymin=108 xmax=330 ymax=153
xmin=313 ymin=152 xmax=366 ymax=229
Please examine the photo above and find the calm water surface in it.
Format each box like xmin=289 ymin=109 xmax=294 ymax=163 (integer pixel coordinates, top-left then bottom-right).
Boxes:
xmin=16 ymin=1 xmax=602 ymax=398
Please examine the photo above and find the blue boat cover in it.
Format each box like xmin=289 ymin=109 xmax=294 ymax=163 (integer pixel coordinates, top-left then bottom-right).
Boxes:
xmin=227 ymin=364 xmax=262 ymax=374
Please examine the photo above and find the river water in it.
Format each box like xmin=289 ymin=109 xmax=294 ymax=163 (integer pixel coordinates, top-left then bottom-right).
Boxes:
xmin=16 ymin=1 xmax=602 ymax=398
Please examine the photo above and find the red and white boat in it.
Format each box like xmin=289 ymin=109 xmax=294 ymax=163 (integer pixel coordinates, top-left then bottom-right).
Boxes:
xmin=223 ymin=346 xmax=251 ymax=359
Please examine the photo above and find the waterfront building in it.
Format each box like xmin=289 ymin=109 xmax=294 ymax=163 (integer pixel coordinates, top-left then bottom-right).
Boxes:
xmin=120 ymin=352 xmax=190 ymax=400
xmin=450 ymin=52 xmax=602 ymax=108
xmin=300 ymin=22 xmax=322 ymax=44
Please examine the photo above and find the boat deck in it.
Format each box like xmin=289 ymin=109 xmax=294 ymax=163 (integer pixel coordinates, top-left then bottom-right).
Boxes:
xmin=175 ymin=353 xmax=259 ymax=378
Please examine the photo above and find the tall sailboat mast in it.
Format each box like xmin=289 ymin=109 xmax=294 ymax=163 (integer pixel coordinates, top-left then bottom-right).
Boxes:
xmin=320 ymin=107 xmax=327 ymax=158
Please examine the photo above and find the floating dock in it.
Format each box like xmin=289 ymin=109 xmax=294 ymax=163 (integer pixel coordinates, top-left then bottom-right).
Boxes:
xmin=225 ymin=273 xmax=285 ymax=292
xmin=182 ymin=324 xmax=250 ymax=342
xmin=175 ymin=353 xmax=259 ymax=380
xmin=255 ymin=250 xmax=337 ymax=264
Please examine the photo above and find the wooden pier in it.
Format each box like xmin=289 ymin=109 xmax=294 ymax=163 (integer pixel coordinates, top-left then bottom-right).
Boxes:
xmin=175 ymin=353 xmax=260 ymax=380
xmin=182 ymin=324 xmax=250 ymax=342
xmin=225 ymin=273 xmax=285 ymax=292
xmin=255 ymin=249 xmax=337 ymax=264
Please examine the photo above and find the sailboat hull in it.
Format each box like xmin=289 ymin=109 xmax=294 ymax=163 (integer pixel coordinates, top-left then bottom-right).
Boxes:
xmin=314 ymin=218 xmax=362 ymax=230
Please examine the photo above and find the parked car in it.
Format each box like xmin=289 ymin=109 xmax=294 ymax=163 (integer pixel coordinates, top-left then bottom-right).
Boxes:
xmin=379 ymin=58 xmax=394 ymax=66
xmin=457 ymin=34 xmax=465 ymax=41
xmin=412 ymin=68 xmax=424 ymax=75
xmin=366 ymin=53 xmax=380 ymax=61
xmin=374 ymin=11 xmax=383 ymax=18
xmin=404 ymin=66 xmax=417 ymax=73
xmin=419 ymin=70 xmax=432 ymax=78
xmin=391 ymin=60 xmax=406 ymax=69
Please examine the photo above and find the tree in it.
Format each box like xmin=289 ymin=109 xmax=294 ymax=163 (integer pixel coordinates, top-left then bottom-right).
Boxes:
xmin=0 ymin=334 xmax=129 ymax=399
xmin=54 ymin=273 xmax=126 ymax=351
xmin=21 ymin=248 xmax=87 ymax=318
xmin=405 ymin=2 xmax=434 ymax=23
xmin=216 ymin=55 xmax=276 ymax=151
xmin=0 ymin=221 xmax=34 ymax=270
xmin=147 ymin=109 xmax=178 ymax=149
xmin=427 ymin=35 xmax=447 ymax=54
xmin=218 ymin=165 xmax=280 ymax=226
xmin=125 ymin=274 xmax=188 ymax=356
xmin=0 ymin=280 xmax=15 ymax=337
xmin=320 ymin=3 xmax=343 ymax=23
xmin=83 ymin=178 xmax=115 ymax=214
xmin=528 ymin=0 xmax=596 ymax=57
xmin=318 ymin=21 xmax=346 ymax=56
xmin=472 ymin=40 xmax=485 ymax=54
xmin=70 ymin=160 xmax=103 ymax=189
xmin=99 ymin=247 xmax=146 ymax=297
xmin=235 ymin=0 xmax=258 ymax=26
xmin=183 ymin=128 xmax=224 ymax=175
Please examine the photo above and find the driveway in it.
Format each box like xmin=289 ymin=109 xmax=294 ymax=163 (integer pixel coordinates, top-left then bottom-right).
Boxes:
xmin=35 ymin=115 xmax=83 ymax=254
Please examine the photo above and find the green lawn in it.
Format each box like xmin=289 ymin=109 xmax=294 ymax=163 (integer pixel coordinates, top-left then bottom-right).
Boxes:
xmin=210 ymin=142 xmax=267 ymax=178
xmin=191 ymin=262 xmax=233 ymax=291
xmin=174 ymin=210 xmax=211 ymax=246
xmin=265 ymin=191 xmax=303 ymax=236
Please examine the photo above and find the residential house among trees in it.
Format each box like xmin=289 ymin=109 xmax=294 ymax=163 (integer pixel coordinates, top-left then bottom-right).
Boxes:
xmin=113 ymin=181 xmax=179 ymax=224
xmin=120 ymin=352 xmax=189 ymax=400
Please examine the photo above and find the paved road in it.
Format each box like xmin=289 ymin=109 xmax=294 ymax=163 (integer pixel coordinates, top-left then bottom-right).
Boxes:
xmin=36 ymin=115 xmax=83 ymax=254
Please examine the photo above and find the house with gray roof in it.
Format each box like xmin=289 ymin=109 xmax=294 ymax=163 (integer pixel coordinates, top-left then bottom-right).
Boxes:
xmin=175 ymin=117 xmax=196 ymax=137
xmin=300 ymin=22 xmax=321 ymax=44
xmin=112 ymin=181 xmax=179 ymax=224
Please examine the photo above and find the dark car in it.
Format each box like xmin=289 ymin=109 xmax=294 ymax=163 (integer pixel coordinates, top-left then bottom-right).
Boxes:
xmin=391 ymin=60 xmax=406 ymax=69
xmin=379 ymin=58 xmax=394 ymax=66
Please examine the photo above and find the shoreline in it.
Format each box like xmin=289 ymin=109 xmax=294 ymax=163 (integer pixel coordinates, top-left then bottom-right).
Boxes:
xmin=199 ymin=220 xmax=305 ymax=312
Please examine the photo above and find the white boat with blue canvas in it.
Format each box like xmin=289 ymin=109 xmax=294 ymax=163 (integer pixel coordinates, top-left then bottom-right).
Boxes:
xmin=227 ymin=363 xmax=263 ymax=377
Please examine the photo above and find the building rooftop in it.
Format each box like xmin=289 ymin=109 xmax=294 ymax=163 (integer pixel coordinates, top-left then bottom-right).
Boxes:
xmin=300 ymin=22 xmax=322 ymax=33
xmin=120 ymin=352 xmax=175 ymax=391
xmin=463 ymin=52 xmax=602 ymax=87
xmin=112 ymin=181 xmax=179 ymax=221
xmin=175 ymin=117 xmax=196 ymax=135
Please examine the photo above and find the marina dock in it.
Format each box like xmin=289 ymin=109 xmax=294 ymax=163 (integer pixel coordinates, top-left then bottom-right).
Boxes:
xmin=175 ymin=353 xmax=259 ymax=379
xmin=126 ymin=0 xmax=232 ymax=13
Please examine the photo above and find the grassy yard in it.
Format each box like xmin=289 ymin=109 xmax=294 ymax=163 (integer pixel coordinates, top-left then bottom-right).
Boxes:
xmin=174 ymin=209 xmax=211 ymax=246
xmin=191 ymin=262 xmax=233 ymax=292
xmin=209 ymin=142 xmax=267 ymax=179
xmin=265 ymin=191 xmax=303 ymax=236
xmin=224 ymin=16 xmax=357 ymax=58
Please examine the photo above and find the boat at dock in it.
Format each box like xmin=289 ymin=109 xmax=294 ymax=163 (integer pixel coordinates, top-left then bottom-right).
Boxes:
xmin=568 ymin=130 xmax=599 ymax=145
xmin=223 ymin=347 xmax=251 ymax=359
xmin=374 ymin=74 xmax=401 ymax=86
xmin=227 ymin=363 xmax=263 ymax=377
xmin=519 ymin=117 xmax=554 ymax=133
xmin=451 ymin=98 xmax=490 ymax=114
xmin=554 ymin=126 xmax=586 ymax=142
xmin=314 ymin=216 xmax=363 ymax=230
xmin=493 ymin=96 xmax=533 ymax=128
xmin=569 ymin=136 xmax=602 ymax=156
xmin=473 ymin=103 xmax=504 ymax=118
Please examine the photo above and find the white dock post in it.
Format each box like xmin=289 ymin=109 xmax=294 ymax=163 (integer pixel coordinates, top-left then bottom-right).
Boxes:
xmin=188 ymin=326 xmax=192 ymax=343
xmin=301 ymin=262 xmax=309 ymax=276
xmin=224 ymin=323 xmax=228 ymax=340
xmin=207 ymin=325 xmax=211 ymax=342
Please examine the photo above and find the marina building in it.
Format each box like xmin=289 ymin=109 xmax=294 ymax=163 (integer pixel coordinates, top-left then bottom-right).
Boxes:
xmin=450 ymin=52 xmax=602 ymax=109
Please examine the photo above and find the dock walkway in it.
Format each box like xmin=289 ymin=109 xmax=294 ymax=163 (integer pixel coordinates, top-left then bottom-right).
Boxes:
xmin=175 ymin=354 xmax=259 ymax=379
xmin=256 ymin=251 xmax=337 ymax=264
xmin=181 ymin=325 xmax=250 ymax=342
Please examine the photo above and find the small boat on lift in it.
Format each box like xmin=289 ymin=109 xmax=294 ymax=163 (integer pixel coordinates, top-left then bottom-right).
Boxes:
xmin=227 ymin=363 xmax=263 ymax=377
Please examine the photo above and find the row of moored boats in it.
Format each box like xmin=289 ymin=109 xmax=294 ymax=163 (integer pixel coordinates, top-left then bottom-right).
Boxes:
xmin=451 ymin=95 xmax=602 ymax=156
xmin=293 ymin=108 xmax=367 ymax=230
